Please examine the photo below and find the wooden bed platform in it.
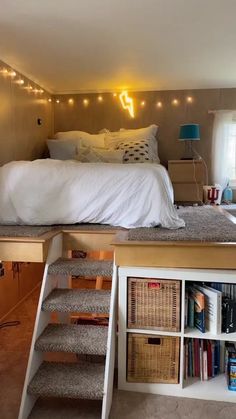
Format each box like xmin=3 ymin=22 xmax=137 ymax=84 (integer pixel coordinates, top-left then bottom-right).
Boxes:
xmin=0 ymin=207 xmax=235 ymax=268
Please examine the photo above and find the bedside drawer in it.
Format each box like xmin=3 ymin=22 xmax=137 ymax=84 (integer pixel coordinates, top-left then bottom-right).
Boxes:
xmin=168 ymin=161 xmax=205 ymax=183
xmin=172 ymin=183 xmax=203 ymax=203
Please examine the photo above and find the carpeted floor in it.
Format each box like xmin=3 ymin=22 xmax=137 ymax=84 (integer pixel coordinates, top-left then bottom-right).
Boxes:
xmin=28 ymin=390 xmax=236 ymax=419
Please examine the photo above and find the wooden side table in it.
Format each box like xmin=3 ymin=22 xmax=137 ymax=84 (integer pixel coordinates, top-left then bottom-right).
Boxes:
xmin=168 ymin=160 xmax=206 ymax=204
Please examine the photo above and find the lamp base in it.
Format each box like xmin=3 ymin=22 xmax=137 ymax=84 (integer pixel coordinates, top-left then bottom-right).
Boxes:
xmin=181 ymin=141 xmax=200 ymax=160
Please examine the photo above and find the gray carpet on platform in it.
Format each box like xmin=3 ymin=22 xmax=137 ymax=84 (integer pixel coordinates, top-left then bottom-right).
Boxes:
xmin=128 ymin=206 xmax=236 ymax=242
xmin=28 ymin=361 xmax=104 ymax=400
xmin=42 ymin=289 xmax=111 ymax=314
xmin=0 ymin=225 xmax=55 ymax=237
xmin=0 ymin=223 xmax=121 ymax=237
xmin=35 ymin=324 xmax=108 ymax=355
xmin=48 ymin=258 xmax=113 ymax=277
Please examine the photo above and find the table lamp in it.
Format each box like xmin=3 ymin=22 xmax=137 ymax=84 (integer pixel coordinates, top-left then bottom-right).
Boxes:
xmin=179 ymin=124 xmax=200 ymax=159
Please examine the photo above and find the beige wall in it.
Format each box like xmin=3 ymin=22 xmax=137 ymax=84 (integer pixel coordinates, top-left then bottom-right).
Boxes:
xmin=0 ymin=59 xmax=53 ymax=166
xmin=53 ymin=88 xmax=236 ymax=180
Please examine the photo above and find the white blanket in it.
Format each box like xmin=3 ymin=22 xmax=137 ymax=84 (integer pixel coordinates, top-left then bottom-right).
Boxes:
xmin=0 ymin=160 xmax=185 ymax=229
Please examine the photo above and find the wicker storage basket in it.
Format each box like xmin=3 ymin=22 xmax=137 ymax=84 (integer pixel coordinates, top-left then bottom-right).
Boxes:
xmin=127 ymin=333 xmax=180 ymax=383
xmin=128 ymin=277 xmax=180 ymax=331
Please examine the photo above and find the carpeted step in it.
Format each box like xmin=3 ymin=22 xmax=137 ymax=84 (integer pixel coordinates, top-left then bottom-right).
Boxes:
xmin=42 ymin=289 xmax=110 ymax=314
xmin=35 ymin=324 xmax=108 ymax=355
xmin=48 ymin=258 xmax=113 ymax=277
xmin=28 ymin=361 xmax=104 ymax=400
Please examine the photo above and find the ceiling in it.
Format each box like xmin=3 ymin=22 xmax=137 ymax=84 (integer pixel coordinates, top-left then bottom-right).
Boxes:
xmin=1 ymin=0 xmax=236 ymax=93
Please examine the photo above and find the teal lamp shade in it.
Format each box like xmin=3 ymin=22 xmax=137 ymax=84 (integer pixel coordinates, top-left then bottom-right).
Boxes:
xmin=179 ymin=124 xmax=200 ymax=141
xmin=178 ymin=124 xmax=200 ymax=159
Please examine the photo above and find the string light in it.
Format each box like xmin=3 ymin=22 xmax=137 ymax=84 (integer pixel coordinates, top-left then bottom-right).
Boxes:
xmin=113 ymin=93 xmax=117 ymax=97
xmin=27 ymin=85 xmax=33 ymax=91
xmin=1 ymin=68 xmax=8 ymax=75
xmin=39 ymin=89 xmax=44 ymax=94
xmin=48 ymin=98 xmax=52 ymax=102
xmin=156 ymin=101 xmax=162 ymax=108
xmin=141 ymin=101 xmax=146 ymax=107
xmin=9 ymin=70 xmax=16 ymax=77
xmin=68 ymin=98 xmax=74 ymax=104
xmin=172 ymin=99 xmax=179 ymax=106
xmin=18 ymin=79 xmax=24 ymax=85
xmin=83 ymin=99 xmax=89 ymax=106
xmin=186 ymin=96 xmax=193 ymax=103
xmin=98 ymin=95 xmax=103 ymax=102
xmin=56 ymin=99 xmax=60 ymax=104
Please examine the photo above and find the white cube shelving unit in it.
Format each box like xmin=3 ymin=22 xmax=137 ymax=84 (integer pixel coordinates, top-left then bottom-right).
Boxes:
xmin=118 ymin=266 xmax=236 ymax=403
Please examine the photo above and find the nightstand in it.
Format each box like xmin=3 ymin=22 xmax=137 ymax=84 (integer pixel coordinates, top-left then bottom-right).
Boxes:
xmin=168 ymin=160 xmax=206 ymax=204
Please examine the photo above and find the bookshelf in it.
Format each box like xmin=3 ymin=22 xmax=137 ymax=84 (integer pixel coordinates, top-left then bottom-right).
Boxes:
xmin=118 ymin=266 xmax=236 ymax=402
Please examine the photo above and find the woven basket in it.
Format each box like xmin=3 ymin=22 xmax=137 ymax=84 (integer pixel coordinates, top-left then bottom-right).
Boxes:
xmin=128 ymin=277 xmax=180 ymax=331
xmin=127 ymin=333 xmax=180 ymax=383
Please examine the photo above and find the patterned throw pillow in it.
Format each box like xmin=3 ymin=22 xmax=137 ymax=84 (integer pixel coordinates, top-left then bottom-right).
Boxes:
xmin=115 ymin=140 xmax=151 ymax=163
xmin=77 ymin=146 xmax=124 ymax=163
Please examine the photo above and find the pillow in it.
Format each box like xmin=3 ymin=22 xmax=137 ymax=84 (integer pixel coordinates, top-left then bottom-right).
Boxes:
xmin=47 ymin=140 xmax=77 ymax=160
xmin=54 ymin=131 xmax=105 ymax=148
xmin=77 ymin=146 xmax=124 ymax=163
xmin=115 ymin=140 xmax=151 ymax=163
xmin=104 ymin=124 xmax=160 ymax=163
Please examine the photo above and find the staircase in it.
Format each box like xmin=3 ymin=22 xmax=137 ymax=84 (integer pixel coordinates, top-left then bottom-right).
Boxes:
xmin=18 ymin=233 xmax=117 ymax=419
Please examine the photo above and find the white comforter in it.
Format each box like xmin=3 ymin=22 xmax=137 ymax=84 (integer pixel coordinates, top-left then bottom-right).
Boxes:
xmin=0 ymin=160 xmax=185 ymax=229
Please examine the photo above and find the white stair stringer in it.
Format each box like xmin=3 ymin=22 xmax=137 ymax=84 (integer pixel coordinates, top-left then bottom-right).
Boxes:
xmin=102 ymin=262 xmax=118 ymax=419
xmin=18 ymin=233 xmax=64 ymax=419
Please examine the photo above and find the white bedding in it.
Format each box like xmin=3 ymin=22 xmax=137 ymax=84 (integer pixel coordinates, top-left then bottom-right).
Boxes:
xmin=0 ymin=160 xmax=185 ymax=229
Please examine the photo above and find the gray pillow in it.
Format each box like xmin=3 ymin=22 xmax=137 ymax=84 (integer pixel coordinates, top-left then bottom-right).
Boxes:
xmin=47 ymin=140 xmax=77 ymax=160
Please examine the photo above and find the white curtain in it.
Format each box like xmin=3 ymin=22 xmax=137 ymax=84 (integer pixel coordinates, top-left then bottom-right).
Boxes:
xmin=211 ymin=110 xmax=236 ymax=188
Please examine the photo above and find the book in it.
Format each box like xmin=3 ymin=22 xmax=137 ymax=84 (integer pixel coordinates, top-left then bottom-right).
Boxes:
xmin=207 ymin=340 xmax=212 ymax=377
xmin=188 ymin=297 xmax=195 ymax=328
xmin=189 ymin=287 xmax=205 ymax=333
xmin=203 ymin=340 xmax=208 ymax=380
xmin=222 ymin=298 xmax=236 ymax=334
xmin=194 ymin=284 xmax=222 ymax=335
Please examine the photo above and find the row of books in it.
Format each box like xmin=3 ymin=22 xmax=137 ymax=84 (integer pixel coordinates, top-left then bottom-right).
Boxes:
xmin=210 ymin=282 xmax=236 ymax=300
xmin=185 ymin=283 xmax=236 ymax=334
xmin=184 ymin=338 xmax=224 ymax=380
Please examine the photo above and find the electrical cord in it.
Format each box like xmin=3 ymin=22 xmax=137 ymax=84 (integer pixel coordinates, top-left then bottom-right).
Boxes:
xmin=0 ymin=320 xmax=20 ymax=329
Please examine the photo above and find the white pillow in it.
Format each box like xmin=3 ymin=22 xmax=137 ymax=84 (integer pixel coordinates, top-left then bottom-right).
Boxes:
xmin=54 ymin=131 xmax=105 ymax=148
xmin=77 ymin=146 xmax=124 ymax=163
xmin=104 ymin=124 xmax=159 ymax=163
xmin=47 ymin=140 xmax=77 ymax=160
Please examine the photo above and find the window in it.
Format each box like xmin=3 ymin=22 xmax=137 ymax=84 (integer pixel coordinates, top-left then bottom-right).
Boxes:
xmin=211 ymin=110 xmax=236 ymax=188
xmin=227 ymin=123 xmax=236 ymax=185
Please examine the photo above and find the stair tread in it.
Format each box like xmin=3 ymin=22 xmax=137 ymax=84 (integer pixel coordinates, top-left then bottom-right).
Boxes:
xmin=48 ymin=258 xmax=113 ymax=277
xmin=42 ymin=289 xmax=110 ymax=313
xmin=35 ymin=324 xmax=108 ymax=355
xmin=28 ymin=361 xmax=104 ymax=400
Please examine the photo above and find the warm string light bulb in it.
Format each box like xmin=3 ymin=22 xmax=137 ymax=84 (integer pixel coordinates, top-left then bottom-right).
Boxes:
xmin=48 ymin=98 xmax=52 ymax=102
xmin=9 ymin=70 xmax=16 ymax=77
xmin=172 ymin=99 xmax=179 ymax=106
xmin=140 ymin=101 xmax=146 ymax=107
xmin=113 ymin=93 xmax=117 ymax=97
xmin=83 ymin=99 xmax=89 ymax=106
xmin=56 ymin=99 xmax=60 ymax=104
xmin=18 ymin=79 xmax=24 ymax=85
xmin=186 ymin=96 xmax=193 ymax=103
xmin=68 ymin=98 xmax=74 ymax=104
xmin=1 ymin=68 xmax=8 ymax=75
xmin=98 ymin=95 xmax=103 ymax=102
xmin=156 ymin=101 xmax=162 ymax=108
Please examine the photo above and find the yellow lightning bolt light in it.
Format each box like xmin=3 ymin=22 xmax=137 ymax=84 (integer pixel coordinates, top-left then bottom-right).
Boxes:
xmin=119 ymin=91 xmax=134 ymax=118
